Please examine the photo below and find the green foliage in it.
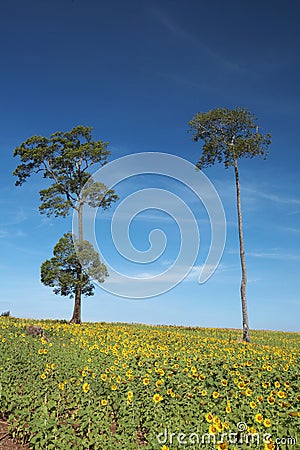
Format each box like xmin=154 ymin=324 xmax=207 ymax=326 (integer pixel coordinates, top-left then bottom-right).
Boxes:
xmin=13 ymin=125 xmax=118 ymax=217
xmin=81 ymin=178 xmax=118 ymax=210
xmin=188 ymin=107 xmax=271 ymax=169
xmin=41 ymin=233 xmax=108 ymax=299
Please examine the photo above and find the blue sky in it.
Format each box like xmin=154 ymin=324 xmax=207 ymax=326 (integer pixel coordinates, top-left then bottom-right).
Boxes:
xmin=0 ymin=0 xmax=299 ymax=331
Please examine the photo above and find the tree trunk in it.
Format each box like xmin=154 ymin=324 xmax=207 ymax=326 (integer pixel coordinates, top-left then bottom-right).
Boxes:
xmin=70 ymin=203 xmax=83 ymax=324
xmin=78 ymin=202 xmax=83 ymax=242
xmin=69 ymin=274 xmax=82 ymax=324
xmin=233 ymin=159 xmax=250 ymax=343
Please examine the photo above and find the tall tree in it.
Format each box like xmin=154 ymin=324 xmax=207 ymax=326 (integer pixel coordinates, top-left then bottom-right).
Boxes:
xmin=41 ymin=233 xmax=108 ymax=322
xmin=188 ymin=107 xmax=271 ymax=342
xmin=13 ymin=125 xmax=118 ymax=323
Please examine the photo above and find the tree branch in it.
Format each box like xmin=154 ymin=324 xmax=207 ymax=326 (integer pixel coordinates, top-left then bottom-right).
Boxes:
xmin=43 ymin=159 xmax=77 ymax=209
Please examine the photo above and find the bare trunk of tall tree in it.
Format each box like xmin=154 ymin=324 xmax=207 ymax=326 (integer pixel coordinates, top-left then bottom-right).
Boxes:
xmin=233 ymin=159 xmax=250 ymax=342
xmin=70 ymin=203 xmax=83 ymax=324
xmin=78 ymin=202 xmax=83 ymax=242
xmin=69 ymin=264 xmax=82 ymax=324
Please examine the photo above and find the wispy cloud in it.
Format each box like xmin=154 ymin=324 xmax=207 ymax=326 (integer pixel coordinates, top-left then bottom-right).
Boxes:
xmin=278 ymin=226 xmax=300 ymax=234
xmin=151 ymin=6 xmax=242 ymax=73
xmin=246 ymin=250 xmax=300 ymax=262
xmin=14 ymin=245 xmax=45 ymax=257
xmin=228 ymin=246 xmax=300 ymax=262
xmin=243 ymin=186 xmax=300 ymax=207
xmin=107 ymin=262 xmax=230 ymax=285
xmin=0 ymin=207 xmax=28 ymax=227
xmin=101 ymin=209 xmax=210 ymax=227
xmin=0 ymin=229 xmax=27 ymax=239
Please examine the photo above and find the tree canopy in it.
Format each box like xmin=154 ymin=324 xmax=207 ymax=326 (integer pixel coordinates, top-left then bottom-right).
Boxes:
xmin=41 ymin=233 xmax=108 ymax=299
xmin=13 ymin=125 xmax=118 ymax=218
xmin=189 ymin=107 xmax=271 ymax=169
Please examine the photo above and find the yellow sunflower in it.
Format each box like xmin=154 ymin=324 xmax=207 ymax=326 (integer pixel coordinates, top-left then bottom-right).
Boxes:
xmin=82 ymin=383 xmax=90 ymax=393
xmin=255 ymin=413 xmax=263 ymax=423
xmin=153 ymin=394 xmax=163 ymax=403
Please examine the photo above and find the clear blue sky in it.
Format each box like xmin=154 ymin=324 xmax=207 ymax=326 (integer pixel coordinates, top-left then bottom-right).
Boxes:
xmin=1 ymin=0 xmax=299 ymax=331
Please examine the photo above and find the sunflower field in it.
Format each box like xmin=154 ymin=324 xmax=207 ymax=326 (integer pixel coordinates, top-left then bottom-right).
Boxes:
xmin=0 ymin=316 xmax=299 ymax=449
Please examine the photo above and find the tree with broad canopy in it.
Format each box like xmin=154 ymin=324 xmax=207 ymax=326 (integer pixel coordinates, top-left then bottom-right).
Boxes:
xmin=41 ymin=233 xmax=108 ymax=320
xmin=13 ymin=125 xmax=118 ymax=324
